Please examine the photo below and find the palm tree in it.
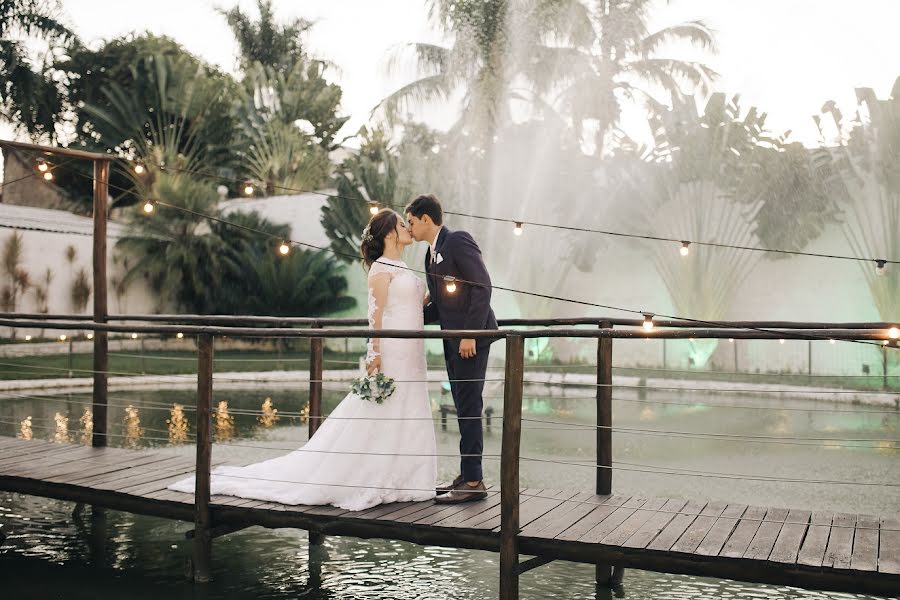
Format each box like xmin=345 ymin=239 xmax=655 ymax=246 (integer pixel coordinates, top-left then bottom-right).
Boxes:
xmin=543 ymin=0 xmax=717 ymax=148
xmin=115 ymin=176 xmax=227 ymax=314
xmin=218 ymin=0 xmax=314 ymax=71
xmin=321 ymin=127 xmax=413 ymax=262
xmin=816 ymin=78 xmax=900 ymax=366
xmin=630 ymin=93 xmax=771 ymax=367
xmin=2 ymin=230 xmax=31 ymax=338
xmin=0 ymin=0 xmax=73 ymax=139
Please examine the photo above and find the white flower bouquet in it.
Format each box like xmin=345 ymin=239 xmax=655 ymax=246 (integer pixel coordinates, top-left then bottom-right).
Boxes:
xmin=350 ymin=372 xmax=396 ymax=404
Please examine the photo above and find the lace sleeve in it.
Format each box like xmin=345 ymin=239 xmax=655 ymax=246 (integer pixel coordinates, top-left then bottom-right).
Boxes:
xmin=366 ymin=262 xmax=393 ymax=365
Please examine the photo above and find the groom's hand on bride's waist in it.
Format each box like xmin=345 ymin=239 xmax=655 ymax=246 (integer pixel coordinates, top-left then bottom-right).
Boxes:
xmin=459 ymin=339 xmax=476 ymax=359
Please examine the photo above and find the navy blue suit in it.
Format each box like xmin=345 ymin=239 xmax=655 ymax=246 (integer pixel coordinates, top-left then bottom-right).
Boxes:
xmin=424 ymin=227 xmax=498 ymax=482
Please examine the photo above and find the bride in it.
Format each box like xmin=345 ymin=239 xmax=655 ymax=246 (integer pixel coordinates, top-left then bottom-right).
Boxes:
xmin=169 ymin=209 xmax=437 ymax=511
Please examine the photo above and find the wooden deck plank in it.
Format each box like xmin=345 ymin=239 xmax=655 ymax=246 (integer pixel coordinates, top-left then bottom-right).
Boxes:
xmin=579 ymin=497 xmax=649 ymax=544
xmin=622 ymin=498 xmax=688 ymax=549
xmin=519 ymin=492 xmax=595 ymax=538
xmin=72 ymin=456 xmax=194 ymax=488
xmin=879 ymin=517 xmax=900 ymax=575
xmin=491 ymin=490 xmax=572 ymax=533
xmin=670 ymin=501 xmax=728 ymax=554
xmin=823 ymin=513 xmax=856 ymax=569
xmin=45 ymin=452 xmax=173 ymax=485
xmin=471 ymin=489 xmax=542 ymax=531
xmin=695 ymin=503 xmax=746 ymax=556
xmin=850 ymin=515 xmax=880 ymax=572
xmin=719 ymin=506 xmax=767 ymax=559
xmin=646 ymin=500 xmax=706 ymax=552
xmin=769 ymin=510 xmax=812 ymax=564
xmin=555 ymin=495 xmax=629 ymax=541
xmin=348 ymin=501 xmax=420 ymax=520
xmin=601 ymin=497 xmax=668 ymax=546
xmin=434 ymin=491 xmax=503 ymax=528
xmin=744 ymin=507 xmax=789 ymax=560
xmin=0 ymin=444 xmax=97 ymax=472
xmin=797 ymin=512 xmax=834 ymax=567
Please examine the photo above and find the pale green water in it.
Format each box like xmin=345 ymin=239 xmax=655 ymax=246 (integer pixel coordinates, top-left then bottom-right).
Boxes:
xmin=1 ymin=384 xmax=898 ymax=599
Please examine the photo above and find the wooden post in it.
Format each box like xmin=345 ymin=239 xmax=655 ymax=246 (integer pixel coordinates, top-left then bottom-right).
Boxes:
xmin=193 ymin=333 xmax=214 ymax=583
xmin=596 ymin=322 xmax=614 ymax=587
xmin=500 ymin=335 xmax=524 ymax=600
xmin=597 ymin=322 xmax=612 ymax=495
xmin=91 ymin=159 xmax=109 ymax=448
xmin=309 ymin=336 xmax=324 ymax=438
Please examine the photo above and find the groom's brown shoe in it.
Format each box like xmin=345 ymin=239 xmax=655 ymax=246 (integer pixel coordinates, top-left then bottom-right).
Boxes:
xmin=436 ymin=474 xmax=464 ymax=495
xmin=434 ymin=481 xmax=487 ymax=504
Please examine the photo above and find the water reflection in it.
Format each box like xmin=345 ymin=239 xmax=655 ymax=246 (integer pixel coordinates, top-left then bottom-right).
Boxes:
xmin=215 ymin=400 xmax=235 ymax=441
xmin=123 ymin=406 xmax=143 ymax=449
xmin=18 ymin=415 xmax=32 ymax=440
xmin=258 ymin=398 xmax=279 ymax=428
xmin=53 ymin=412 xmax=68 ymax=444
xmin=166 ymin=404 xmax=189 ymax=444
xmin=79 ymin=408 xmax=92 ymax=445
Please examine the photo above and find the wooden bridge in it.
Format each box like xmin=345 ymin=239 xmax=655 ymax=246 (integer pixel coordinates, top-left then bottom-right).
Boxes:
xmin=1 ymin=314 xmax=899 ymax=599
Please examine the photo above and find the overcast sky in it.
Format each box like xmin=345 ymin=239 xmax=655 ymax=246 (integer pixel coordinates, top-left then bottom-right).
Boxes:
xmin=7 ymin=0 xmax=900 ymax=146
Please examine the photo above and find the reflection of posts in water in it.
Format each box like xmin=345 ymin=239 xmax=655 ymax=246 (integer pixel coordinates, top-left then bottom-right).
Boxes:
xmin=89 ymin=505 xmax=108 ymax=567
xmin=308 ymin=530 xmax=326 ymax=588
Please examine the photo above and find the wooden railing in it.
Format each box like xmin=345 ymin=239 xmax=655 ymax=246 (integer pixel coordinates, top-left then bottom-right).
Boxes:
xmin=0 ymin=315 xmax=896 ymax=596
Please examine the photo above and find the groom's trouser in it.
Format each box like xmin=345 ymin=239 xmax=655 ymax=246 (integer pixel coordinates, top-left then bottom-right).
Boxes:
xmin=445 ymin=343 xmax=491 ymax=483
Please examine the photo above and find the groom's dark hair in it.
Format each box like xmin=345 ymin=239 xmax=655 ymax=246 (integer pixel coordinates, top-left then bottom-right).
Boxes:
xmin=405 ymin=194 xmax=443 ymax=226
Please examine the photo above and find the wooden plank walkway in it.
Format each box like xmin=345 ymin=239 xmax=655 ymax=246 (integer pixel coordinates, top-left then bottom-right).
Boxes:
xmin=1 ymin=438 xmax=898 ymax=597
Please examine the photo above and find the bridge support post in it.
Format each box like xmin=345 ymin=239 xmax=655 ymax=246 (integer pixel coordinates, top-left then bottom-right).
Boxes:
xmin=595 ymin=322 xmax=624 ymax=590
xmin=192 ymin=333 xmax=214 ymax=583
xmin=500 ymin=335 xmax=524 ymax=600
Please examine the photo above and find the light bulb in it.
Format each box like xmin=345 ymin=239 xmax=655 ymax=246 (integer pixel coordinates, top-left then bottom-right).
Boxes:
xmin=131 ymin=333 xmax=138 ymax=339
xmin=679 ymin=241 xmax=690 ymax=257
xmin=176 ymin=332 xmax=184 ymax=339
xmin=642 ymin=313 xmax=654 ymax=331
xmin=888 ymin=326 xmax=899 ymax=340
xmin=143 ymin=201 xmax=154 ymax=214
xmin=25 ymin=335 xmax=32 ymax=341
xmin=779 ymin=339 xmax=785 ymax=344
xmin=278 ymin=241 xmax=290 ymax=255
xmin=134 ymin=162 xmax=145 ymax=174
xmin=875 ymin=260 xmax=886 ymax=276
xmin=883 ymin=340 xmax=889 ymax=346
xmin=829 ymin=339 xmax=836 ymax=345
xmin=59 ymin=334 xmax=66 ymax=341
xmin=243 ymin=184 xmax=254 ymax=196
xmin=87 ymin=333 xmax=94 ymax=340
xmin=444 ymin=276 xmax=457 ymax=293
xmin=369 ymin=202 xmax=379 ymax=216
xmin=43 ymin=171 xmax=53 ymax=181
xmin=37 ymin=160 xmax=49 ymax=172
xmin=728 ymin=338 xmax=734 ymax=343
xmin=513 ymin=222 xmax=524 ymax=236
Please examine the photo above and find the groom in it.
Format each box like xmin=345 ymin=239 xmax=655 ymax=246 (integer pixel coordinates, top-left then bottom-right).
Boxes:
xmin=406 ymin=194 xmax=498 ymax=504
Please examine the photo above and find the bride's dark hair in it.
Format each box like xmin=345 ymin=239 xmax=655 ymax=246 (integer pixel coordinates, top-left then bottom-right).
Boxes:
xmin=360 ymin=209 xmax=400 ymax=268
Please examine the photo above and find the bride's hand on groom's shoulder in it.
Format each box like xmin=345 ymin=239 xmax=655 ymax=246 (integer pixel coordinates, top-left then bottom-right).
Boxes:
xmin=423 ymin=292 xmax=430 ymax=307
xmin=366 ymin=356 xmax=381 ymax=375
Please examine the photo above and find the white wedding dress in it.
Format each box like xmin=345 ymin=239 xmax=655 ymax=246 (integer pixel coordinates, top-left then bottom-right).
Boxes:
xmin=168 ymin=257 xmax=437 ymax=511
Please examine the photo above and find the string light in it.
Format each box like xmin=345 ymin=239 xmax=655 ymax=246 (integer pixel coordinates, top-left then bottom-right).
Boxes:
xmin=176 ymin=332 xmax=184 ymax=339
xmin=243 ymin=183 xmax=255 ymax=196
xmin=728 ymin=338 xmax=734 ymax=343
xmin=642 ymin=313 xmax=654 ymax=331
xmin=133 ymin=162 xmax=145 ymax=175
xmin=59 ymin=334 xmax=66 ymax=341
xmin=514 ymin=222 xmax=524 ymax=236
xmin=829 ymin=339 xmax=836 ymax=344
xmin=779 ymin=339 xmax=785 ymax=344
xmin=278 ymin=241 xmax=290 ymax=256
xmin=368 ymin=202 xmax=379 ymax=216
xmin=142 ymin=200 xmax=155 ymax=214
xmin=87 ymin=333 xmax=94 ymax=340
xmin=883 ymin=340 xmax=889 ymax=346
xmin=131 ymin=333 xmax=138 ymax=339
xmin=888 ymin=327 xmax=900 ymax=340
xmin=43 ymin=171 xmax=53 ymax=181
xmin=444 ymin=276 xmax=457 ymax=293
xmin=37 ymin=160 xmax=49 ymax=172
xmin=875 ymin=260 xmax=887 ymax=276
xmin=680 ymin=241 xmax=690 ymax=257
xmin=24 ymin=335 xmax=32 ymax=341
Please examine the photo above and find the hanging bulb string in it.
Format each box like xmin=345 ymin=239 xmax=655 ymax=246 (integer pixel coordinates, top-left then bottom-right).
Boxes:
xmin=148 ymin=163 xmax=898 ymax=267
xmin=49 ymin=160 xmax=899 ymax=350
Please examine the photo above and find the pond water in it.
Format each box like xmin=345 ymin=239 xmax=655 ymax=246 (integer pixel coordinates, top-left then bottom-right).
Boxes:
xmin=1 ymin=382 xmax=898 ymax=599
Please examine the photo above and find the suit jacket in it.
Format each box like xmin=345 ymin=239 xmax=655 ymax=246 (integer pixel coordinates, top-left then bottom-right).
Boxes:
xmin=424 ymin=227 xmax=498 ymax=350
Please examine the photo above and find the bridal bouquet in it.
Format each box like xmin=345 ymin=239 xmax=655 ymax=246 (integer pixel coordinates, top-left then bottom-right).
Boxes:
xmin=351 ymin=372 xmax=396 ymax=404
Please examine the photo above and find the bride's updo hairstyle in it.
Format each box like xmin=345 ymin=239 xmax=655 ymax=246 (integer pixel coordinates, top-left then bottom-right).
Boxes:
xmin=360 ymin=208 xmax=400 ymax=269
